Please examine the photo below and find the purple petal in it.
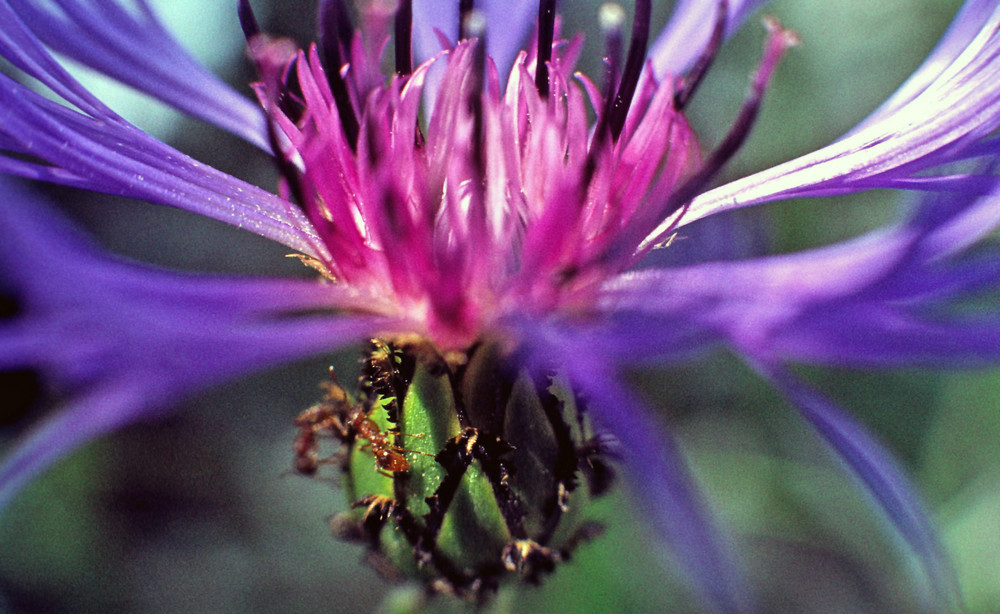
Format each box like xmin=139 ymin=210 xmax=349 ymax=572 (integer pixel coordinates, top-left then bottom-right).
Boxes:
xmin=607 ymin=180 xmax=1000 ymax=367
xmin=0 ymin=380 xmax=154 ymax=513
xmin=0 ymin=0 xmax=110 ymax=115
xmin=0 ymin=1 xmax=322 ymax=257
xmin=757 ymin=364 xmax=958 ymax=610
xmin=514 ymin=324 xmax=751 ymax=613
xmin=648 ymin=0 xmax=771 ymax=79
xmin=911 ymin=164 xmax=1000 ymax=256
xmin=412 ymin=0 xmax=537 ymax=117
xmin=852 ymin=0 xmax=999 ymax=133
xmin=608 ymin=246 xmax=1000 ymax=366
xmin=413 ymin=0 xmax=536 ymax=79
xmin=678 ymin=1 xmax=1000 ymax=227
xmin=4 ymin=0 xmax=268 ymax=148
xmin=0 ymin=180 xmax=395 ymax=510
xmin=412 ymin=0 xmax=458 ymax=57
xmin=483 ymin=0 xmax=537 ymax=79
xmin=0 ymin=72 xmax=327 ymax=259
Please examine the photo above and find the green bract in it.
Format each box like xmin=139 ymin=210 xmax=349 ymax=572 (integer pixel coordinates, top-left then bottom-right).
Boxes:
xmin=300 ymin=340 xmax=612 ymax=599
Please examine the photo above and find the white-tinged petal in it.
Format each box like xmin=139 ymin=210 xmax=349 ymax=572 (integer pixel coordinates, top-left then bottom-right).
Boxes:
xmin=669 ymin=0 xmax=1000 ymax=231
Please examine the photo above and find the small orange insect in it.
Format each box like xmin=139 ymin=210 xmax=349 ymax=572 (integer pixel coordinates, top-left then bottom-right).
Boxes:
xmin=293 ymin=400 xmax=350 ymax=475
xmin=293 ymin=391 xmax=427 ymax=477
xmin=292 ymin=426 xmax=321 ymax=475
xmin=347 ymin=407 xmax=413 ymax=475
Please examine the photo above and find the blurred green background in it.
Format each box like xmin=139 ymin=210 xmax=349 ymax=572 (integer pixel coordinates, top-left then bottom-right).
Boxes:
xmin=3 ymin=0 xmax=997 ymax=612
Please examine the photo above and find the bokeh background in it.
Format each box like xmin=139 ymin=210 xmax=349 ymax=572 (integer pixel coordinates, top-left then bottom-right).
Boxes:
xmin=2 ymin=0 xmax=997 ymax=612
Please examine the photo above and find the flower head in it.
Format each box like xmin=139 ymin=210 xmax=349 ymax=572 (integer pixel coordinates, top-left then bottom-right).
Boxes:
xmin=235 ymin=0 xmax=788 ymax=352
xmin=3 ymin=0 xmax=1000 ymax=611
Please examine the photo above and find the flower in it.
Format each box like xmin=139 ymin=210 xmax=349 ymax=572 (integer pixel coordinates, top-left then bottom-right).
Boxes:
xmin=3 ymin=0 xmax=1000 ymax=610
